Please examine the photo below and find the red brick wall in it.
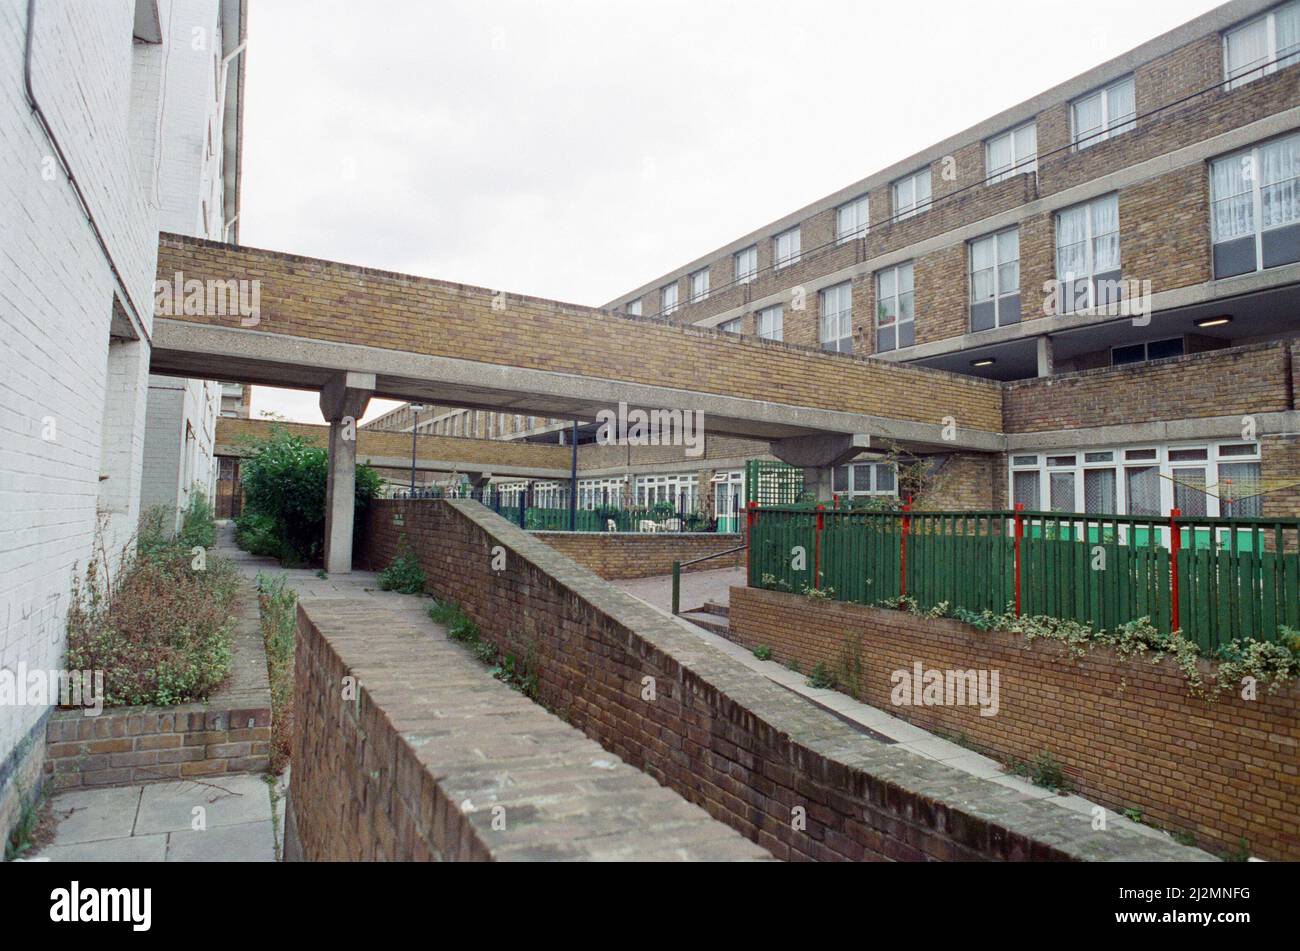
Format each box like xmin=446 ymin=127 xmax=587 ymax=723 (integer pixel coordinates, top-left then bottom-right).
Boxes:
xmin=728 ymin=587 xmax=1300 ymax=860
xmin=352 ymin=499 xmax=1202 ymax=861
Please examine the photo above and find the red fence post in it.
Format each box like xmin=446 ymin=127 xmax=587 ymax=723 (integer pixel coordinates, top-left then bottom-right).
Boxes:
xmin=1013 ymin=503 xmax=1025 ymax=617
xmin=900 ymin=498 xmax=913 ymax=598
xmin=745 ymin=501 xmax=757 ymax=581
xmin=815 ymin=505 xmax=825 ymax=589
xmin=1169 ymin=507 xmax=1182 ymax=633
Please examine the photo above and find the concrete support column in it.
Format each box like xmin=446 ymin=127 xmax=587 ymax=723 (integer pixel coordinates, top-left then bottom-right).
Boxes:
xmin=807 ymin=466 xmax=836 ymax=502
xmin=320 ymin=372 xmax=375 ymax=574
xmin=1036 ymin=335 xmax=1055 ymax=377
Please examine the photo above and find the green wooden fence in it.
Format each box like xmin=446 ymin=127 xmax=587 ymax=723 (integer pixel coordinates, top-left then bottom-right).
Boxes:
xmin=747 ymin=505 xmax=1300 ymax=649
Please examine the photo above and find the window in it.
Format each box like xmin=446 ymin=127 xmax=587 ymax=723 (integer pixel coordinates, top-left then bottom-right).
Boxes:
xmin=1111 ymin=337 xmax=1184 ymax=366
xmin=969 ymin=228 xmax=1020 ymax=331
xmin=875 ymin=263 xmax=914 ymax=352
xmin=758 ymin=305 xmax=783 ymax=341
xmin=985 ymin=123 xmax=1037 ymax=184
xmin=1013 ymin=470 xmax=1040 ymax=510
xmin=626 ymin=299 xmax=642 ymax=316
xmin=892 ymin=168 xmax=932 ymax=220
xmin=1055 ymin=194 xmax=1120 ymax=313
xmin=1071 ymin=76 xmax=1136 ymax=149
xmin=1224 ymin=1 xmax=1300 ymax=89
xmin=661 ymin=282 xmax=679 ymax=316
xmin=836 ymin=195 xmax=869 ymax=243
xmin=719 ymin=317 xmax=742 ymax=334
xmin=819 ymin=282 xmax=853 ymax=353
xmin=773 ymin=227 xmax=801 ymax=269
xmin=1210 ymin=132 xmax=1300 ymax=278
xmin=689 ymin=267 xmax=710 ymax=302
xmin=831 ymin=461 xmax=898 ymax=499
xmin=734 ymin=245 xmax=758 ymax=284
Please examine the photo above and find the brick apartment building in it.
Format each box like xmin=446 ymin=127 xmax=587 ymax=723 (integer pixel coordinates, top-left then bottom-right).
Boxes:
xmin=368 ymin=0 xmax=1300 ymax=525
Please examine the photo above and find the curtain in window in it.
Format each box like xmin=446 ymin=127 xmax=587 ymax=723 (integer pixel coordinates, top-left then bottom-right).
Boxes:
xmin=877 ymin=270 xmax=897 ymax=324
xmin=1218 ymin=462 xmax=1263 ymax=517
xmin=898 ymin=264 xmax=915 ymax=323
xmin=1172 ymin=468 xmax=1208 ymax=517
xmin=1226 ymin=17 xmax=1269 ymax=82
xmin=1125 ymin=465 xmax=1160 ymax=516
xmin=1056 ymin=205 xmax=1088 ymax=278
xmin=987 ymin=135 xmax=1013 ymax=178
xmin=1259 ymin=134 xmax=1300 ymax=230
xmin=1049 ymin=472 xmax=1076 ymax=512
xmin=1014 ymin=124 xmax=1037 ymax=168
xmin=1013 ymin=471 xmax=1040 ymax=510
xmin=1092 ymin=196 xmax=1120 ymax=272
xmin=915 ymin=171 xmax=931 ymax=208
xmin=1107 ymin=79 xmax=1136 ymax=131
xmin=997 ymin=230 xmax=1020 ymax=295
xmin=971 ymin=237 xmax=996 ymax=302
xmin=1073 ymin=94 xmax=1103 ymax=141
xmin=1280 ymin=2 xmax=1300 ymax=67
xmin=1212 ymin=153 xmax=1256 ymax=241
xmin=1084 ymin=469 xmax=1117 ymax=515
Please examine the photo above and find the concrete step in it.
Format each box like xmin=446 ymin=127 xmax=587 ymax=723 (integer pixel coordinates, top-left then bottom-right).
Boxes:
xmin=678 ymin=610 xmax=730 ymax=636
xmin=700 ymin=601 xmax=729 ymax=619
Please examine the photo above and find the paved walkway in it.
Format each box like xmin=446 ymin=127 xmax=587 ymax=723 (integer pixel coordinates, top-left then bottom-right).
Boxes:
xmin=611 ymin=570 xmax=1176 ymax=847
xmin=32 ymin=774 xmax=276 ymax=862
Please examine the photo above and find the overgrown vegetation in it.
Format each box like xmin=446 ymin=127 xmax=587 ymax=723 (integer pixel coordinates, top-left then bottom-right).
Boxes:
xmin=806 ymin=662 xmax=837 ymax=690
xmin=752 ymin=645 xmax=773 ymax=661
xmin=66 ymin=512 xmax=238 ymax=707
xmin=377 ymin=541 xmax=426 ymax=594
xmin=427 ymin=599 xmax=539 ymax=700
xmin=235 ymin=426 xmax=381 ymax=565
xmin=1007 ymin=751 xmax=1073 ymax=793
xmin=256 ymin=572 xmax=298 ymax=773
xmin=875 ymin=597 xmax=1300 ymax=700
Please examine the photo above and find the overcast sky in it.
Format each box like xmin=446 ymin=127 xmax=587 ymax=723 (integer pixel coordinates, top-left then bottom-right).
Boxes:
xmin=241 ymin=0 xmax=1225 ymax=424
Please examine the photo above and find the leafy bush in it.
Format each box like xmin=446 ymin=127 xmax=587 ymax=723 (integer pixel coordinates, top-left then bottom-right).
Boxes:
xmin=806 ymin=662 xmax=837 ymax=689
xmin=237 ymin=426 xmax=381 ymax=564
xmin=234 ymin=511 xmax=286 ymax=561
xmin=177 ymin=487 xmax=216 ymax=549
xmin=752 ymin=645 xmax=774 ymax=661
xmin=377 ymin=543 xmax=425 ymax=594
xmin=66 ymin=538 xmax=239 ymax=707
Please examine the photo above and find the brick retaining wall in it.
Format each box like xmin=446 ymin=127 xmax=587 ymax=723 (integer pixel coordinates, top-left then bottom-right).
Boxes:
xmin=527 ymin=531 xmax=742 ymax=580
xmin=355 ymin=499 xmax=1206 ymax=861
xmin=728 ymin=586 xmax=1299 ymax=861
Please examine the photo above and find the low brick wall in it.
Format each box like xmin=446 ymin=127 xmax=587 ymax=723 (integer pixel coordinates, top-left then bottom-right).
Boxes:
xmin=728 ymin=587 xmax=1300 ymax=861
xmin=355 ymin=499 xmax=1205 ymax=861
xmin=286 ymin=600 xmax=771 ymax=861
xmin=44 ymin=588 xmax=271 ymax=789
xmin=531 ymin=531 xmax=742 ymax=580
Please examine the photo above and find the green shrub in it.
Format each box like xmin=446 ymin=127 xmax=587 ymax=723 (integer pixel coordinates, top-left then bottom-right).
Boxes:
xmin=378 ymin=544 xmax=425 ymax=594
xmin=234 ymin=511 xmax=286 ymax=561
xmin=177 ymin=487 xmax=216 ymax=549
xmin=237 ymin=426 xmax=380 ymax=564
xmin=752 ymin=645 xmax=774 ymax=661
xmin=806 ymin=662 xmax=837 ymax=689
xmin=256 ymin=572 xmax=298 ymax=772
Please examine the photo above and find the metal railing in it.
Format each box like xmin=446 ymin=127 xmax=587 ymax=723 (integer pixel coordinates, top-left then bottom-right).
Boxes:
xmin=746 ymin=502 xmax=1300 ymax=649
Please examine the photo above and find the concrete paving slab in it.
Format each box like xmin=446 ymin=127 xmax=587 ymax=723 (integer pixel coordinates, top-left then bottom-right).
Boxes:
xmin=39 ymin=834 xmax=168 ymax=863
xmin=165 ymin=820 xmax=276 ymax=862
xmin=49 ymin=785 xmax=142 ymax=845
xmin=135 ymin=774 xmax=273 ymax=835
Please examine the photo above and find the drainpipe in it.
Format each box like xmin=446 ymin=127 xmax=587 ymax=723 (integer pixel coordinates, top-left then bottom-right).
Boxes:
xmin=24 ymin=0 xmax=148 ymax=339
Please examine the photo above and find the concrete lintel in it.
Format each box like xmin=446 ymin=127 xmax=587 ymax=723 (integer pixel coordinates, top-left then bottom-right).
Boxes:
xmin=771 ymin=434 xmax=872 ymax=468
xmin=1006 ymin=411 xmax=1300 ymax=451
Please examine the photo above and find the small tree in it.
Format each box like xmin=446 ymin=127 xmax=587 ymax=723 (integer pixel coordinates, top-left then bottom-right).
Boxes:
xmin=237 ymin=426 xmax=380 ymax=564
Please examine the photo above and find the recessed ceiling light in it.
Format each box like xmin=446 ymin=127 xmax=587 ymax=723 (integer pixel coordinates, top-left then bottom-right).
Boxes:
xmin=1195 ymin=315 xmax=1233 ymax=328
xmin=970 ymin=358 xmax=995 ymax=367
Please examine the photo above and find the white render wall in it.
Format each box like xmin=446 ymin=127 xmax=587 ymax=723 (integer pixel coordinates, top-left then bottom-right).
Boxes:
xmin=0 ymin=0 xmax=192 ymax=801
xmin=141 ymin=0 xmax=229 ymax=531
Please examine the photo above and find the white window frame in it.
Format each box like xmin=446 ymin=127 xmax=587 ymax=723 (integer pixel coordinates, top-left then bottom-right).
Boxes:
xmin=758 ymin=304 xmax=783 ymax=341
xmin=819 ymin=282 xmax=853 ymax=353
xmin=1054 ymin=194 xmax=1120 ymax=313
xmin=1224 ymin=1 xmax=1300 ymax=90
xmin=874 ymin=263 xmax=914 ymax=353
xmin=831 ymin=461 xmax=899 ymax=500
xmin=985 ymin=122 xmax=1038 ymax=184
xmin=661 ymin=282 xmax=679 ymax=316
xmin=1110 ymin=337 xmax=1185 ymax=367
xmin=689 ymin=267 xmax=710 ymax=302
xmin=626 ymin=299 xmax=642 ymax=316
xmin=969 ymin=227 xmax=1020 ymax=330
xmin=892 ymin=168 xmax=932 ymax=221
xmin=773 ymin=227 xmax=801 ymax=270
xmin=719 ymin=317 xmax=742 ymax=334
xmin=1210 ymin=131 xmax=1300 ymax=276
xmin=734 ymin=245 xmax=758 ymax=284
xmin=835 ymin=195 xmax=870 ymax=243
xmin=1070 ymin=75 xmax=1136 ymax=150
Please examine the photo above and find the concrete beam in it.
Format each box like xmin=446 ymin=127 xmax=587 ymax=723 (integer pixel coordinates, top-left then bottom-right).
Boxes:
xmin=322 ymin=373 xmax=374 ymax=574
xmin=770 ymin=433 xmax=872 ymax=468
